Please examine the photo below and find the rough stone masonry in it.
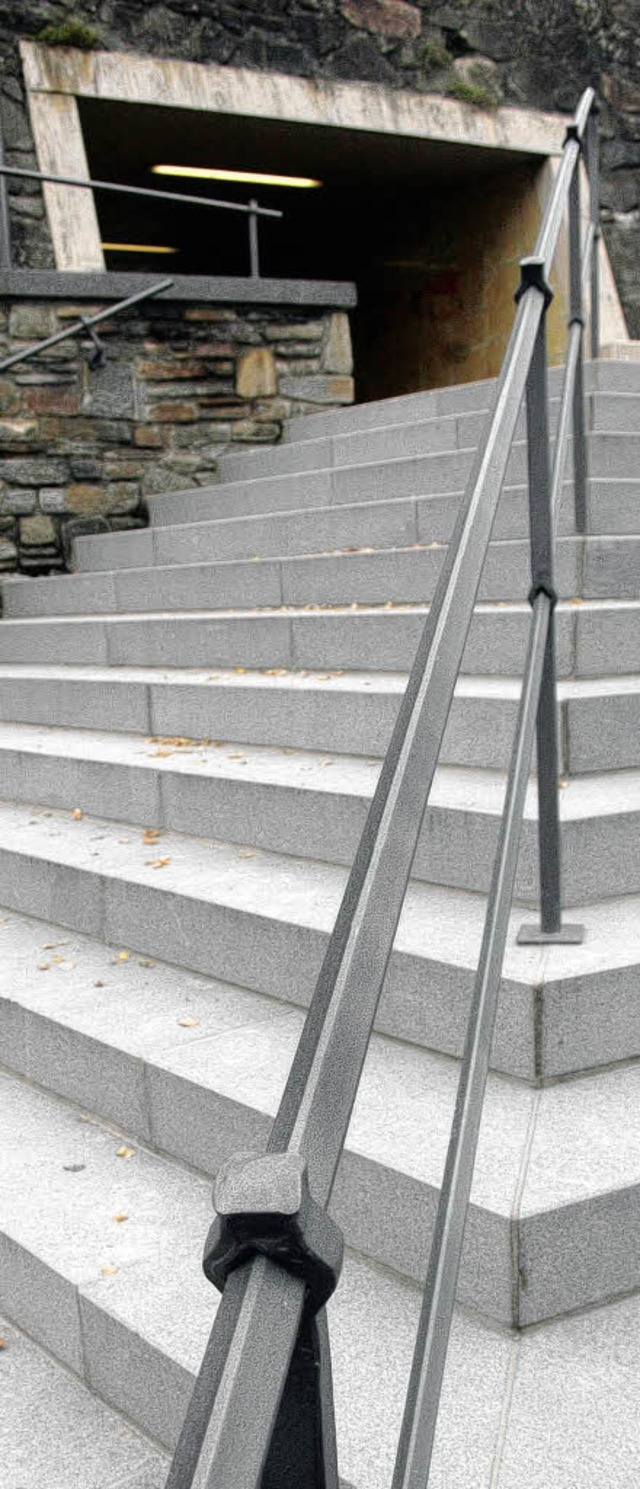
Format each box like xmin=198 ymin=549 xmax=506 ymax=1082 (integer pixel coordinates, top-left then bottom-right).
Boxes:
xmin=0 ymin=299 xmax=353 ymax=574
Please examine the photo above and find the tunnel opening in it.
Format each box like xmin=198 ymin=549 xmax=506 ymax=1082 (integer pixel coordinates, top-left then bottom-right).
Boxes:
xmin=78 ymin=94 xmax=559 ymax=402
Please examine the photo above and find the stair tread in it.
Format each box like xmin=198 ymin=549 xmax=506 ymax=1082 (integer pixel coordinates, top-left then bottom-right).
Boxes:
xmin=3 ymin=905 xmax=640 ymax=1224
xmin=1 ymin=1067 xmax=640 ymax=1489
xmin=1 ymin=796 xmax=639 ymax=983
xmin=0 ymin=659 xmax=639 ymax=698
xmin=1 ymin=720 xmax=639 ymax=821
xmin=0 ymin=1314 xmax=167 ymax=1489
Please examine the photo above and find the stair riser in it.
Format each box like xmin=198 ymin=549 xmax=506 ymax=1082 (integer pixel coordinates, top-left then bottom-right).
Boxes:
xmin=214 ymin=392 xmax=640 ymax=484
xmin=3 ymin=1002 xmax=635 ymax=1331
xmin=0 ymin=1005 xmax=509 ymax=1320
xmin=283 ymin=361 xmax=640 ymax=443
xmin=73 ymin=477 xmax=639 ymax=577
xmin=147 ymin=445 xmax=526 ymax=528
xmin=1 ymin=677 xmax=638 ymax=774
xmin=2 ymin=748 xmax=635 ymax=904
xmin=147 ymin=432 xmax=636 ymax=530
xmin=0 ymin=842 xmax=636 ymax=1082
xmin=0 ymin=607 xmax=635 ymax=676
xmin=72 ymin=487 xmax=539 ymax=574
xmin=219 ymin=401 xmax=556 ymax=482
xmin=9 ymin=541 xmax=601 ymax=619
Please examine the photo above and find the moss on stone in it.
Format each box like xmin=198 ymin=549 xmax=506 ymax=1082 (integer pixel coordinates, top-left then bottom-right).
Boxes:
xmin=420 ymin=38 xmax=450 ymax=73
xmin=35 ymin=17 xmax=102 ymax=49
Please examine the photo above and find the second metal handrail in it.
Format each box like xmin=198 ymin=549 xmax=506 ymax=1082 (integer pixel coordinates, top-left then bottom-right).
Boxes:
xmin=0 ymin=163 xmax=283 ymax=278
xmin=0 ymin=277 xmax=174 ymax=374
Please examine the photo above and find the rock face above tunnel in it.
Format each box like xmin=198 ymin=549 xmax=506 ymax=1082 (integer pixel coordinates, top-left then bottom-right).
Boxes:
xmin=1 ymin=3 xmax=639 ymax=334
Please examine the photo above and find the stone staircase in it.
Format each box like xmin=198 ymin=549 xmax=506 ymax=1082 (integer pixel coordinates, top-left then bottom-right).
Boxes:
xmin=0 ymin=359 xmax=639 ymax=1488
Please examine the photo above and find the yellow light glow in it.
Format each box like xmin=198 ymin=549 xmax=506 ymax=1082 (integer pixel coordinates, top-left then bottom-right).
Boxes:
xmin=152 ymin=165 xmax=322 ymax=189
xmin=101 ymin=242 xmax=178 ymax=254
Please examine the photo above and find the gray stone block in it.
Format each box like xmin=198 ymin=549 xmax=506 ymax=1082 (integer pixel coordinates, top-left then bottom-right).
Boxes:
xmin=0 ymin=1225 xmax=84 ymax=1376
xmin=3 ymin=572 xmax=116 ymax=618
xmin=74 ymin=529 xmax=153 ymax=573
xmin=0 ymin=672 xmax=151 ymax=733
xmin=83 ymin=362 xmax=135 ymax=419
xmin=0 ymin=1315 xmax=167 ymax=1489
xmin=115 ymin=557 xmax=283 ymax=614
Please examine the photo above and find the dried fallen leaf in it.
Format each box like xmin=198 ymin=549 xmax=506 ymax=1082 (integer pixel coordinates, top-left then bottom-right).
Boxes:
xmin=116 ymin=1146 xmax=135 ymax=1160
xmin=139 ymin=958 xmax=156 ymax=968
xmin=234 ymin=666 xmax=247 ymax=675
xmin=558 ymin=776 xmax=569 ymax=789
xmin=152 ymin=748 xmax=173 ymax=758
xmin=146 ymin=856 xmax=170 ymax=869
xmin=72 ymin=808 xmax=84 ymax=820
xmin=239 ymin=848 xmax=257 ymax=858
xmin=228 ymin=753 xmax=246 ymax=761
xmin=94 ymin=980 xmax=105 ymax=988
xmin=114 ymin=1213 xmax=128 ymax=1223
xmin=178 ymin=1016 xmax=199 ymax=1028
xmin=38 ymin=963 xmax=51 ymax=971
xmin=263 ymin=667 xmax=288 ymax=677
xmin=43 ymin=940 xmax=69 ymax=950
xmin=0 ymin=1336 xmax=7 ymax=1349
xmin=117 ymin=950 xmax=130 ymax=962
xmin=142 ymin=828 xmax=162 ymax=844
xmin=100 ymin=1265 xmax=118 ymax=1276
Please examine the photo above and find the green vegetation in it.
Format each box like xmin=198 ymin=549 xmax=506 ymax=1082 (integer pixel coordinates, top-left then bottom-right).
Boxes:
xmin=420 ymin=38 xmax=450 ymax=73
xmin=36 ymin=17 xmax=102 ymax=49
xmin=447 ymin=64 xmax=501 ymax=110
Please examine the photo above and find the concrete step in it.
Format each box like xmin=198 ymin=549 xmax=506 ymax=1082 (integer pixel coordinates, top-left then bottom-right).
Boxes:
xmin=2 ymin=909 xmax=640 ymax=1329
xmin=6 ymin=534 xmax=640 ymax=620
xmin=0 ymin=665 xmax=638 ymax=775
xmin=0 ymin=1313 xmax=168 ymax=1489
xmin=0 ymin=598 xmax=637 ymax=677
xmin=0 ymin=724 xmax=637 ymax=904
xmin=71 ymin=479 xmax=640 ymax=578
xmin=145 ymin=432 xmax=639 ymax=532
xmin=217 ymin=390 xmax=640 ymax=484
xmin=0 ymin=800 xmax=637 ymax=1082
xmin=1 ymin=1068 xmax=639 ymax=1489
xmin=282 ymin=358 xmax=640 ymax=443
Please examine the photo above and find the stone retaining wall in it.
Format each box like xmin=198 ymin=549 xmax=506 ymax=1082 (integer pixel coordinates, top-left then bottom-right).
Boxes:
xmin=0 ymin=298 xmax=353 ymax=573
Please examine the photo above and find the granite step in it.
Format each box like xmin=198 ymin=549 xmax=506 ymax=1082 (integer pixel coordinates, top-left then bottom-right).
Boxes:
xmin=217 ymin=389 xmax=640 ymax=483
xmin=145 ymin=431 xmax=639 ymax=531
xmin=282 ymin=358 xmax=640 ymax=443
xmin=0 ymin=799 xmax=638 ymax=1081
xmin=0 ymin=1313 xmax=167 ymax=1489
xmin=6 ymin=533 xmax=640 ymax=620
xmin=0 ymin=1068 xmax=639 ymax=1489
xmin=0 ymin=599 xmax=637 ymax=677
xmin=2 ymin=908 xmax=640 ymax=1327
xmin=71 ymin=478 xmax=640 ymax=577
xmin=0 ymin=724 xmax=637 ymax=903
xmin=0 ymin=665 xmax=638 ymax=774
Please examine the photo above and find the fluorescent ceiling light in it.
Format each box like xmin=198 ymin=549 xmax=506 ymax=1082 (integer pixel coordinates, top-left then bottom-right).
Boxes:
xmin=152 ymin=165 xmax=321 ymax=189
xmin=101 ymin=242 xmax=178 ymax=254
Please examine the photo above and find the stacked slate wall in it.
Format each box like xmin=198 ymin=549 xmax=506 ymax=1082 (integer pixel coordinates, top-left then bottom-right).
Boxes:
xmin=0 ymin=299 xmax=353 ymax=573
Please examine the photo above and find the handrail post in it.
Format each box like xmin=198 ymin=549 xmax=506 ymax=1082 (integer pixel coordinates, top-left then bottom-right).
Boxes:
xmin=0 ymin=126 xmax=12 ymax=270
xmin=517 ymin=259 xmax=584 ymax=947
xmin=569 ymin=153 xmax=588 ymax=533
xmin=249 ymin=198 xmax=260 ymax=278
xmin=585 ymin=104 xmax=600 ymax=359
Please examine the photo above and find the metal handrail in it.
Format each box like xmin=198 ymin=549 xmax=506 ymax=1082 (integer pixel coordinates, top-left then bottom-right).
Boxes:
xmin=0 ymin=164 xmax=283 ymax=277
xmin=0 ymin=276 xmax=174 ymax=374
xmin=164 ymin=88 xmax=600 ymax=1489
